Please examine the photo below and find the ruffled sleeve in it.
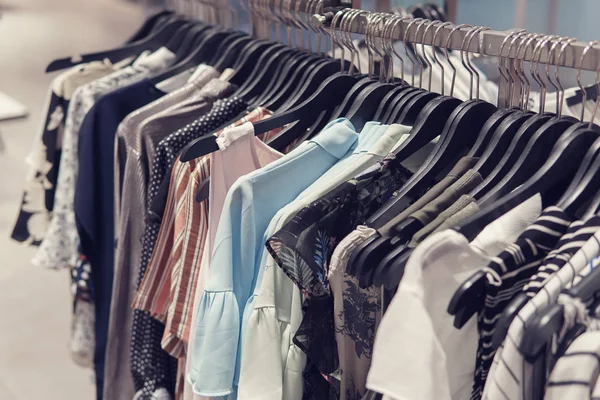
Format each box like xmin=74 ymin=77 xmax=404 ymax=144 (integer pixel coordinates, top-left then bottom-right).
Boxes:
xmin=189 ymin=290 xmax=240 ymax=396
xmin=238 ymin=254 xmax=306 ymax=400
xmin=188 ymin=179 xmax=258 ymax=396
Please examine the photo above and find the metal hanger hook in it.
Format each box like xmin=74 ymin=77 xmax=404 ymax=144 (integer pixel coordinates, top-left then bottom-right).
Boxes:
xmin=413 ymin=19 xmax=431 ymax=89
xmin=445 ymin=24 xmax=473 ymax=98
xmin=518 ymin=33 xmax=544 ymax=110
xmin=431 ymin=21 xmax=453 ymax=96
xmin=532 ymin=35 xmax=558 ymax=113
xmin=577 ymin=40 xmax=600 ymax=123
xmin=505 ymin=30 xmax=529 ymax=108
xmin=346 ymin=9 xmax=367 ymax=75
xmin=556 ymin=37 xmax=578 ymax=117
xmin=391 ymin=15 xmax=414 ymax=83
xmin=381 ymin=15 xmax=397 ymax=82
xmin=496 ymin=29 xmax=527 ymax=107
xmin=330 ymin=9 xmax=346 ymax=71
xmin=459 ymin=25 xmax=478 ymax=100
xmin=403 ymin=18 xmax=426 ymax=87
xmin=545 ymin=36 xmax=569 ymax=114
xmin=466 ymin=26 xmax=491 ymax=101
xmin=422 ymin=20 xmax=443 ymax=92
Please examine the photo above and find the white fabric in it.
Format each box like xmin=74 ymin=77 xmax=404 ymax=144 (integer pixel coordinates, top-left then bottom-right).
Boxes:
xmin=483 ymin=232 xmax=600 ymax=400
xmin=237 ymin=123 xmax=411 ymax=400
xmin=366 ymin=194 xmax=542 ymax=400
xmin=545 ymin=328 xmax=600 ymax=399
xmin=155 ymin=67 xmax=197 ymax=92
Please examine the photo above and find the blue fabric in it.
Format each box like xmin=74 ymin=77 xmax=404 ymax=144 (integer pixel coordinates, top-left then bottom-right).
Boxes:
xmin=188 ymin=118 xmax=359 ymax=397
xmin=74 ymin=79 xmax=165 ymax=400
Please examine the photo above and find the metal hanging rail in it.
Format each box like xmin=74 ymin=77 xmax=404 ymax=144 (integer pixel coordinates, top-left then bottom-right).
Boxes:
xmin=312 ymin=9 xmax=600 ymax=72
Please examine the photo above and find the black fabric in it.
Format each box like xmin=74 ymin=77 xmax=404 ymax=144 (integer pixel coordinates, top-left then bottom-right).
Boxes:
xmin=12 ymin=92 xmax=68 ymax=245
xmin=267 ymin=155 xmax=424 ymax=399
xmin=74 ymin=78 xmax=166 ymax=400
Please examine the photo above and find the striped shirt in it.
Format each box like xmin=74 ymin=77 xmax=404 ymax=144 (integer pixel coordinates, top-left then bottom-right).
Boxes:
xmin=471 ymin=207 xmax=572 ymax=399
xmin=482 ymin=232 xmax=600 ymax=400
xmin=130 ymin=95 xmax=248 ymax=400
xmin=545 ymin=331 xmax=600 ymax=399
xmin=547 ymin=326 xmax=600 ymax=400
xmin=133 ymin=107 xmax=277 ymax=355
xmin=524 ymin=216 xmax=600 ymax=296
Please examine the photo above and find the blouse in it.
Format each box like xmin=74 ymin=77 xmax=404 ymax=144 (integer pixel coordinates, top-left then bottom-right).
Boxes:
xmin=238 ymin=123 xmax=414 ymax=400
xmin=189 ymin=119 xmax=359 ymax=397
xmin=11 ymin=57 xmax=133 ymax=245
xmin=32 ymin=47 xmax=175 ymax=270
xmin=267 ymin=152 xmax=421 ymax=399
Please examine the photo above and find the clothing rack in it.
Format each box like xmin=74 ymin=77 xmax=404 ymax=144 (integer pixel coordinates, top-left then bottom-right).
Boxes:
xmin=311 ymin=8 xmax=600 ymax=72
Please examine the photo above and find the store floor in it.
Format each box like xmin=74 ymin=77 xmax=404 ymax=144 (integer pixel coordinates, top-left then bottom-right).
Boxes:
xmin=0 ymin=0 xmax=147 ymax=398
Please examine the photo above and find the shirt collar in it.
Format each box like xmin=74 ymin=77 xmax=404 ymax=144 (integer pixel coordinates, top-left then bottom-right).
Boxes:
xmin=132 ymin=47 xmax=176 ymax=70
xmin=309 ymin=118 xmax=359 ymax=160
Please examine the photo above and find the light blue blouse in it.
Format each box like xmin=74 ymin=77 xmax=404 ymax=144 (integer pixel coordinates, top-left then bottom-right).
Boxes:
xmin=188 ymin=118 xmax=359 ymax=397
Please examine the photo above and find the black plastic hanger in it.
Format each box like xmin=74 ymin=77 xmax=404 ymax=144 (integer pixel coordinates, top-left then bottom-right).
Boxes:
xmin=373 ymin=85 xmax=418 ymax=121
xmin=274 ymin=57 xmax=343 ymax=111
xmin=557 ymin=137 xmax=600 ymax=214
xmin=45 ymin=16 xmax=190 ymax=72
xmin=355 ymin=103 xmax=506 ymax=275
xmin=330 ymin=77 xmax=380 ymax=120
xmin=489 ymin=292 xmax=530 ymax=349
xmin=263 ymin=54 xmax=327 ymax=111
xmin=389 ymin=90 xmax=439 ymax=125
xmin=465 ymin=109 xmax=519 ymax=158
xmin=519 ymin=247 xmax=600 ymax=399
xmin=251 ymin=50 xmax=315 ymax=108
xmin=228 ymin=42 xmax=285 ymax=88
xmin=456 ymin=125 xmax=597 ymax=242
xmin=366 ymin=100 xmax=498 ymax=287
xmin=260 ymin=71 xmax=357 ymax=150
xmin=124 ymin=10 xmax=175 ymax=44
xmin=150 ymin=29 xmax=242 ymax=84
xmin=212 ymin=36 xmax=256 ymax=71
xmin=362 ymin=235 xmax=411 ymax=288
xmin=234 ymin=43 xmax=298 ymax=101
xmin=364 ymin=96 xmax=461 ymax=228
xmin=467 ymin=111 xmax=544 ymax=199
xmin=518 ymin=242 xmax=600 ymax=384
xmin=477 ymin=118 xmax=582 ymax=209
xmin=345 ymin=83 xmax=396 ymax=130
xmin=470 ymin=115 xmax=573 ymax=204
xmin=165 ymin=21 xmax=198 ymax=57
xmin=354 ymin=97 xmax=496 ymax=284
xmin=448 ymin=120 xmax=597 ymax=330
xmin=171 ymin=23 xmax=215 ymax=63
xmin=446 ymin=115 xmax=561 ymax=328
xmin=179 ymin=72 xmax=358 ymax=161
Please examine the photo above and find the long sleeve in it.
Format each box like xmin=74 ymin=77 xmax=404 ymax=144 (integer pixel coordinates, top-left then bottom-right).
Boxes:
xmin=189 ymin=119 xmax=359 ymax=397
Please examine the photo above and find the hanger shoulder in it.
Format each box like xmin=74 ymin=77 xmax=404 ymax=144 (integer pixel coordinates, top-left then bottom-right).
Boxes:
xmin=519 ymin=302 xmax=564 ymax=360
xmin=45 ymin=18 xmax=189 ymax=72
xmin=125 ymin=10 xmax=174 ymax=44
xmin=457 ymin=124 xmax=597 ymax=241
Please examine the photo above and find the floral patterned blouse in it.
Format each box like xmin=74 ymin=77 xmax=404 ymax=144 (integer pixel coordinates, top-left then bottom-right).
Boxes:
xmin=266 ymin=154 xmax=418 ymax=399
xmin=31 ymin=49 xmax=174 ymax=270
xmin=11 ymin=59 xmax=132 ymax=246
